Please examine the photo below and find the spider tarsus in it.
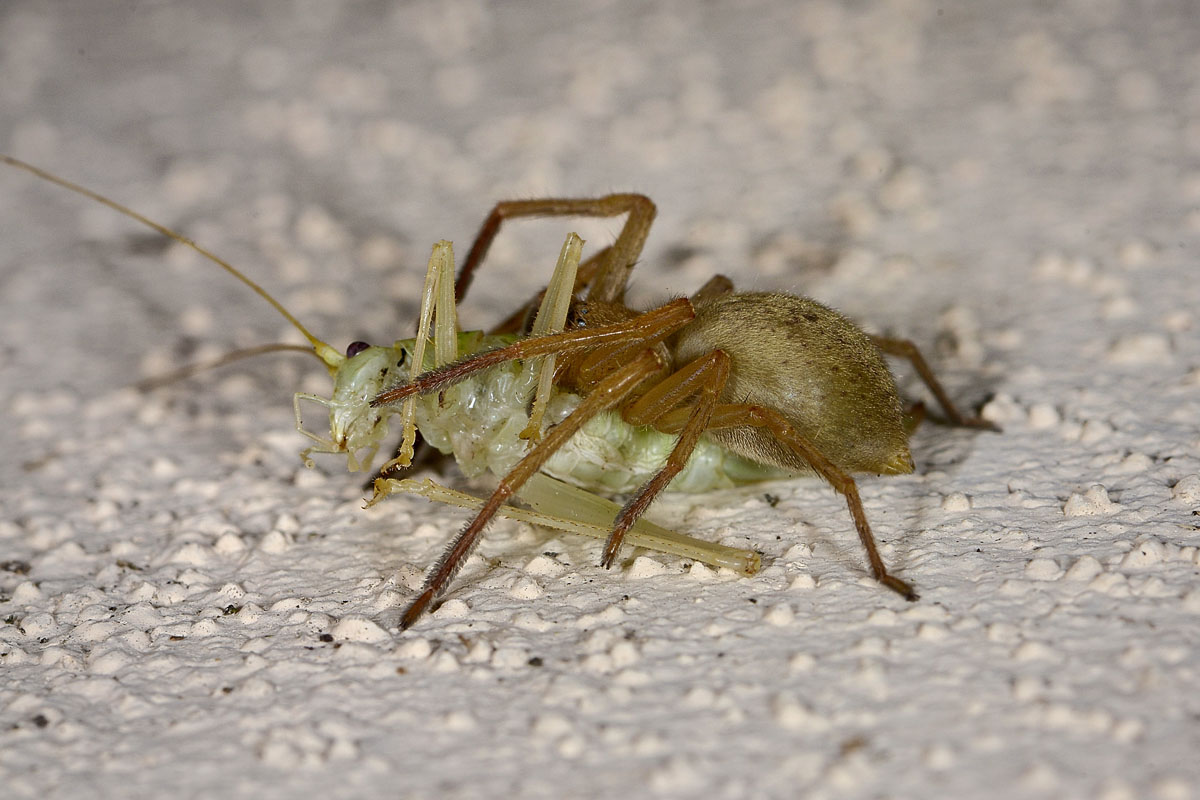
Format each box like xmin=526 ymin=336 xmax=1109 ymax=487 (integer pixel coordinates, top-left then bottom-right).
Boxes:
xmin=599 ymin=529 xmax=625 ymax=569
xmin=880 ymin=575 xmax=919 ymax=602
xmin=399 ymin=589 xmax=436 ymax=630
xmin=962 ymin=415 xmax=1001 ymax=433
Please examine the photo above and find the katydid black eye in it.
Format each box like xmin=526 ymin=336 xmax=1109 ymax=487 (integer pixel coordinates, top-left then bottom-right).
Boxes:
xmin=346 ymin=341 xmax=370 ymax=358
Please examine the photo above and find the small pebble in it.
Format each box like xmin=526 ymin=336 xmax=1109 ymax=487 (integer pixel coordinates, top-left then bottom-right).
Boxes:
xmin=626 ymin=556 xmax=669 ymax=578
xmin=941 ymin=492 xmax=972 ymax=512
xmin=509 ymin=577 xmax=543 ymax=600
xmin=1064 ymin=555 xmax=1103 ymax=581
xmin=330 ymin=616 xmax=390 ymax=644
xmin=789 ymin=573 xmax=816 ymax=591
xmin=1170 ymin=475 xmax=1200 ymax=504
xmin=763 ymin=604 xmax=795 ymax=626
xmin=1063 ymin=485 xmax=1119 ymax=517
xmin=1120 ymin=538 xmax=1164 ymax=569
xmin=1025 ymin=558 xmax=1063 ymax=581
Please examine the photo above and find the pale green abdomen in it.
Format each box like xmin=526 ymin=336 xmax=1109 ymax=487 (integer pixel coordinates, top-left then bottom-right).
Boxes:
xmin=413 ymin=359 xmax=790 ymax=495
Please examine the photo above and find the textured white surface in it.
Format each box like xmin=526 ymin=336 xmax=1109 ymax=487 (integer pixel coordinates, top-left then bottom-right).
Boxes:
xmin=2 ymin=2 xmax=1199 ymax=798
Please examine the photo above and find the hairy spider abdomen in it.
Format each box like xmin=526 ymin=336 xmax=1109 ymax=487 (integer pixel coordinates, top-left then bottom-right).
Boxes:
xmin=673 ymin=292 xmax=913 ymax=476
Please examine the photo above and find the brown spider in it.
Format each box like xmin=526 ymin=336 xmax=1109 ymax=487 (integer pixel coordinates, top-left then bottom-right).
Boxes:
xmin=373 ymin=194 xmax=997 ymax=629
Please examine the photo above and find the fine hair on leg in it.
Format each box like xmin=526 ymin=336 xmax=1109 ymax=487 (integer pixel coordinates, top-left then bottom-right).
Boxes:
xmin=398 ymin=349 xmax=664 ymax=629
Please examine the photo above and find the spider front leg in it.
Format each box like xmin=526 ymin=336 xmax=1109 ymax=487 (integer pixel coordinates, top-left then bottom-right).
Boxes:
xmin=397 ymin=349 xmax=665 ymax=630
xmin=371 ymin=297 xmax=696 ymax=407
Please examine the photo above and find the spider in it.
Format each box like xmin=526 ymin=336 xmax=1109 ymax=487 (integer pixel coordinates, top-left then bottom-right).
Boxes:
xmin=373 ymin=194 xmax=997 ymax=628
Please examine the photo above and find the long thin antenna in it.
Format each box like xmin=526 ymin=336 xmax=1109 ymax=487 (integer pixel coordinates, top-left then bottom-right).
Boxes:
xmin=133 ymin=343 xmax=318 ymax=391
xmin=2 ymin=154 xmax=343 ymax=372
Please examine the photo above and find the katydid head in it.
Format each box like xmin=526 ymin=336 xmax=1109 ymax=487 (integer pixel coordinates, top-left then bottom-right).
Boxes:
xmin=314 ymin=341 xmax=411 ymax=472
xmin=316 ymin=329 xmax=491 ymax=473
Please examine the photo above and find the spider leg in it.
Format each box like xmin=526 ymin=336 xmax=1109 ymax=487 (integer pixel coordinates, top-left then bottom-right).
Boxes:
xmin=398 ymin=349 xmax=664 ymax=629
xmin=371 ymin=297 xmax=695 ymax=407
xmin=690 ymin=273 xmax=735 ymax=305
xmin=597 ymin=350 xmax=733 ymax=567
xmin=902 ymin=401 xmax=927 ymax=435
xmin=870 ymin=335 xmax=998 ymax=431
xmin=494 ymin=247 xmax=729 ymax=337
xmin=456 ymin=195 xmax=656 ymax=305
xmin=657 ymin=402 xmax=919 ymax=601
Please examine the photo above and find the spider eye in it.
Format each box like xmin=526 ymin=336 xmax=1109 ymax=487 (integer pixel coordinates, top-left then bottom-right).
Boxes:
xmin=567 ymin=302 xmax=591 ymax=328
xmin=346 ymin=341 xmax=371 ymax=358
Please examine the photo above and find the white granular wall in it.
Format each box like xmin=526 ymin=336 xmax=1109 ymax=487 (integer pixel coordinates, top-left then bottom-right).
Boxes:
xmin=1 ymin=3 xmax=1198 ymax=799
